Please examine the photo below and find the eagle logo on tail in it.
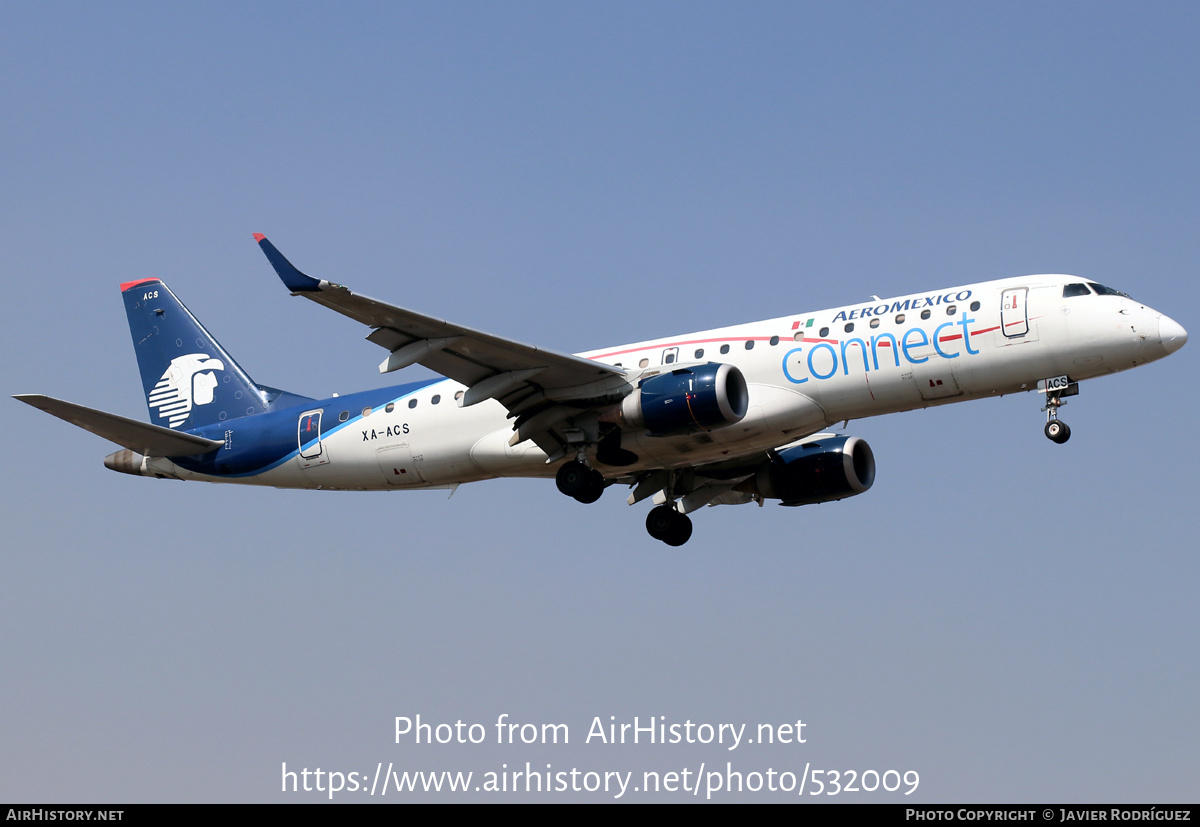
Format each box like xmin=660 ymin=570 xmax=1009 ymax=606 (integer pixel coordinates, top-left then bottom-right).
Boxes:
xmin=147 ymin=353 xmax=225 ymax=428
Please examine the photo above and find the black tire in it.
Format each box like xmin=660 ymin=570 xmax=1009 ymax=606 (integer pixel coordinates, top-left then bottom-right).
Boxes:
xmin=646 ymin=505 xmax=677 ymax=541
xmin=555 ymin=460 xmax=590 ymax=497
xmin=1045 ymin=420 xmax=1071 ymax=444
xmin=662 ymin=512 xmax=693 ymax=547
xmin=573 ymin=470 xmax=605 ymax=504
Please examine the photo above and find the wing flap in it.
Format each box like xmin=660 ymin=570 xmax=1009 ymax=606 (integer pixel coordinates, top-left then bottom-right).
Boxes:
xmin=14 ymin=394 xmax=224 ymax=457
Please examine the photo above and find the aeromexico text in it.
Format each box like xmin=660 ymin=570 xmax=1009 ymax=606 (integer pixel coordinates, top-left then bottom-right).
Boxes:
xmin=830 ymin=290 xmax=974 ymax=323
xmin=786 ymin=291 xmax=979 ymax=386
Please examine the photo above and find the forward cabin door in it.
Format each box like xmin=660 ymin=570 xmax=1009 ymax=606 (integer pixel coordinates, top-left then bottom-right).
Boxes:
xmin=1001 ymin=288 xmax=1029 ymax=338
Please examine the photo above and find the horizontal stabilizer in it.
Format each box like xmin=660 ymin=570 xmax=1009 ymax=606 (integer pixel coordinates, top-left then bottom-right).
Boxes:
xmin=13 ymin=394 xmax=224 ymax=457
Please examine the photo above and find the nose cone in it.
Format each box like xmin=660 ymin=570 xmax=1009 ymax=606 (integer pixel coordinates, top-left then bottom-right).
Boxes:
xmin=1159 ymin=315 xmax=1188 ymax=355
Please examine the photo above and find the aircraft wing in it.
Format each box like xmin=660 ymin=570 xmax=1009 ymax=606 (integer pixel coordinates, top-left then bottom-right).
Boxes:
xmin=255 ymin=235 xmax=628 ymax=414
xmin=13 ymin=394 xmax=224 ymax=456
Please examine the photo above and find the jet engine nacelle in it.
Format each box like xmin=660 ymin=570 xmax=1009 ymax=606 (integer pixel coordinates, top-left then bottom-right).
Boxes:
xmin=620 ymin=362 xmax=749 ymax=437
xmin=746 ymin=435 xmax=875 ymax=506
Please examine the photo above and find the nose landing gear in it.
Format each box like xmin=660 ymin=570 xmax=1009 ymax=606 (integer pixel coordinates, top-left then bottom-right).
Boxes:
xmin=1044 ymin=417 xmax=1071 ymax=444
xmin=1039 ymin=376 xmax=1078 ymax=444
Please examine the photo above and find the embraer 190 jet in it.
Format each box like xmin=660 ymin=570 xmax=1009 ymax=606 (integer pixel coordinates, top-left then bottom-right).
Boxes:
xmin=15 ymin=235 xmax=1187 ymax=545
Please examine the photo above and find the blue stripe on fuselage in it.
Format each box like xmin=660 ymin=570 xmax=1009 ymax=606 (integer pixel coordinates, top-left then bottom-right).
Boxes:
xmin=171 ymin=378 xmax=444 ymax=477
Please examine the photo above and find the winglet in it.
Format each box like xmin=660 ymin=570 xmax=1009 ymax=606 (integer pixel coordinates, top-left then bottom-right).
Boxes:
xmin=254 ymin=234 xmax=322 ymax=292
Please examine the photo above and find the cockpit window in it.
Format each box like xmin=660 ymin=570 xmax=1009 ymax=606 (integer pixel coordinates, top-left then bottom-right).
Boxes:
xmin=1063 ymin=283 xmax=1092 ymax=298
xmin=1089 ymin=282 xmax=1131 ymax=298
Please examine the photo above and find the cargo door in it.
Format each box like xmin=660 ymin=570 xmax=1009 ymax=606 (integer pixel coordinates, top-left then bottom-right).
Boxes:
xmin=376 ymin=441 xmax=425 ymax=485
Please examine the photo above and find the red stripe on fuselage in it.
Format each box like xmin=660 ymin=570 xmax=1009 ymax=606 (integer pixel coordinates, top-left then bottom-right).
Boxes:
xmin=591 ymin=336 xmax=780 ymax=360
xmin=587 ymin=319 xmax=1011 ymax=362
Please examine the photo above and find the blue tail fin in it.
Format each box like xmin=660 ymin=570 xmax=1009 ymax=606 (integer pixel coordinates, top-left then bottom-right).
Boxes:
xmin=120 ymin=278 xmax=308 ymax=430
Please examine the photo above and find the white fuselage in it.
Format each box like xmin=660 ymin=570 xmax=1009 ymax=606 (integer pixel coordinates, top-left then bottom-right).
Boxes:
xmin=143 ymin=274 xmax=1183 ymax=490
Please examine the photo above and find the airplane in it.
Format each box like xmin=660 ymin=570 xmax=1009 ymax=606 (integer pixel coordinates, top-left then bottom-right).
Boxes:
xmin=14 ymin=235 xmax=1188 ymax=546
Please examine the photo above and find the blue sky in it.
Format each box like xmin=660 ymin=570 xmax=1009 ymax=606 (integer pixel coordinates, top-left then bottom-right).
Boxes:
xmin=2 ymin=2 xmax=1197 ymax=802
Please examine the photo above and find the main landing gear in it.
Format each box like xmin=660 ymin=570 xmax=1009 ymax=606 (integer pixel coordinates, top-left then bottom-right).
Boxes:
xmin=645 ymin=505 xmax=693 ymax=547
xmin=555 ymin=459 xmax=606 ymax=504
xmin=639 ymin=469 xmax=693 ymax=547
xmin=556 ymin=458 xmax=696 ymax=547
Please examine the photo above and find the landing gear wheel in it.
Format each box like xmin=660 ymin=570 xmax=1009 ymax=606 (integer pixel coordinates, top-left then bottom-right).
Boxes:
xmin=573 ymin=471 xmax=605 ymax=504
xmin=1044 ymin=420 xmax=1071 ymax=444
xmin=645 ymin=505 xmax=675 ymax=540
xmin=555 ymin=460 xmax=590 ymax=497
xmin=663 ymin=513 xmax=693 ymax=547
xmin=557 ymin=461 xmax=605 ymax=503
xmin=645 ymin=505 xmax=693 ymax=546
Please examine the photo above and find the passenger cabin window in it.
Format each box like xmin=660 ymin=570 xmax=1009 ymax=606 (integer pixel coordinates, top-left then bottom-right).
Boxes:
xmin=769 ymin=335 xmax=779 ymax=345
xmin=639 ymin=358 xmax=650 ymax=368
xmin=720 ymin=344 xmax=730 ymax=354
xmin=869 ymin=318 xmax=880 ymax=329
xmin=895 ymin=314 xmax=905 ymax=324
xmin=431 ymin=395 xmax=441 ymax=405
xmin=694 ymin=349 xmax=704 ymax=359
xmin=339 ymin=411 xmax=349 ymax=422
xmin=970 ymin=301 xmax=980 ymax=311
xmin=946 ymin=305 xmax=957 ymax=316
xmin=844 ymin=323 xmax=854 ymax=333
xmin=1063 ymin=283 xmax=1092 ymax=298
xmin=745 ymin=340 xmax=754 ymax=350
xmin=819 ymin=327 xmax=829 ymax=337
xmin=385 ymin=402 xmax=395 ymax=413
xmin=793 ymin=332 xmax=804 ymax=342
xmin=920 ymin=309 xmax=931 ymax=320
xmin=408 ymin=398 xmax=417 ymax=409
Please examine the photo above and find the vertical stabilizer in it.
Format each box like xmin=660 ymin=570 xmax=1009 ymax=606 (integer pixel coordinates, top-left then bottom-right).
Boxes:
xmin=121 ymin=279 xmax=267 ymax=430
